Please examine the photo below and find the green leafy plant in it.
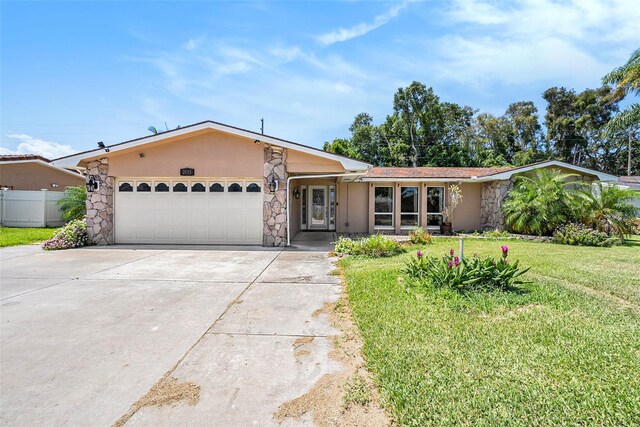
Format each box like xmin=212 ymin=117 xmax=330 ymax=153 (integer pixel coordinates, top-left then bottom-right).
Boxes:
xmin=503 ymin=169 xmax=578 ymax=236
xmin=403 ymin=245 xmax=529 ymax=291
xmin=573 ymin=182 xmax=638 ymax=238
xmin=334 ymin=234 xmax=405 ymax=257
xmin=553 ymin=223 xmax=616 ymax=247
xmin=408 ymin=227 xmax=432 ymax=245
xmin=42 ymin=218 xmax=89 ymax=250
xmin=57 ymin=186 xmax=87 ymax=221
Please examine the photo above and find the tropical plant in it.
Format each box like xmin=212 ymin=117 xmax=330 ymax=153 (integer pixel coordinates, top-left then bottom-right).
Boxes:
xmin=334 ymin=234 xmax=405 ymax=257
xmin=502 ymin=169 xmax=578 ymax=236
xmin=443 ymin=184 xmax=463 ymax=225
xmin=573 ymin=182 xmax=638 ymax=238
xmin=403 ymin=246 xmax=529 ymax=292
xmin=42 ymin=218 xmax=89 ymax=250
xmin=57 ymin=186 xmax=87 ymax=221
xmin=408 ymin=227 xmax=432 ymax=245
xmin=602 ymin=48 xmax=640 ymax=134
xmin=553 ymin=223 xmax=616 ymax=247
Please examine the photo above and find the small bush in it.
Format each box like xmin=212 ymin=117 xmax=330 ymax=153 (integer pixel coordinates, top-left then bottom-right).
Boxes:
xmin=403 ymin=245 xmax=530 ymax=292
xmin=42 ymin=218 xmax=89 ymax=250
xmin=334 ymin=234 xmax=405 ymax=257
xmin=552 ymin=223 xmax=616 ymax=247
xmin=408 ymin=227 xmax=432 ymax=245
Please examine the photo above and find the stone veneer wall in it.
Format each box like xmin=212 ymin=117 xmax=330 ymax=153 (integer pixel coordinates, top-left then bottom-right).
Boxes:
xmin=480 ymin=180 xmax=513 ymax=231
xmin=85 ymin=158 xmax=114 ymax=245
xmin=263 ymin=146 xmax=287 ymax=246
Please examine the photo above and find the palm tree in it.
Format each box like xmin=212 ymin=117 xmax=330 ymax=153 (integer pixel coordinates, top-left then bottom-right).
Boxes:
xmin=502 ymin=169 xmax=578 ymax=236
xmin=574 ymin=182 xmax=638 ymax=238
xmin=602 ymin=48 xmax=640 ymax=134
xmin=57 ymin=186 xmax=87 ymax=221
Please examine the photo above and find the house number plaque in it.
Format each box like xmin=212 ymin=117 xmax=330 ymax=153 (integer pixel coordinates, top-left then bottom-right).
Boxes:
xmin=180 ymin=168 xmax=195 ymax=176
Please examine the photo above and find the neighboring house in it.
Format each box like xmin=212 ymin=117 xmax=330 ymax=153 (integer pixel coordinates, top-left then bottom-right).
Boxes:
xmin=0 ymin=155 xmax=85 ymax=191
xmin=618 ymin=176 xmax=640 ymax=212
xmin=51 ymin=120 xmax=618 ymax=247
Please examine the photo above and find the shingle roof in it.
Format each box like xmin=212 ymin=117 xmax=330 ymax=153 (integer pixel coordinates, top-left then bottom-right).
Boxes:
xmin=618 ymin=176 xmax=640 ymax=184
xmin=0 ymin=154 xmax=51 ymax=163
xmin=364 ymin=166 xmax=513 ymax=179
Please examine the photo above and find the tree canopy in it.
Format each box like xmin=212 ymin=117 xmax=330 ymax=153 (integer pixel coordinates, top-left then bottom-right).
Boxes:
xmin=324 ymin=49 xmax=639 ymax=175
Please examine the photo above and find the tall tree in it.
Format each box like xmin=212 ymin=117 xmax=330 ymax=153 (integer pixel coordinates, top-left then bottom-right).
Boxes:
xmin=602 ymin=48 xmax=640 ymax=134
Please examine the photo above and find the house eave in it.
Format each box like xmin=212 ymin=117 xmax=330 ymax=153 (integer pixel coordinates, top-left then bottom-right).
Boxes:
xmin=51 ymin=121 xmax=371 ymax=172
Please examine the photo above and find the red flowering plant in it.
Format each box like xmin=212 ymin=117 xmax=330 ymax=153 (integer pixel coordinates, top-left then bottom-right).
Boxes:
xmin=402 ymin=245 xmax=529 ymax=292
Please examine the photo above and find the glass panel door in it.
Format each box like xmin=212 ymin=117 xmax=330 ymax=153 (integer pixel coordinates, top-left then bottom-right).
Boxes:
xmin=426 ymin=186 xmax=444 ymax=227
xmin=329 ymin=186 xmax=336 ymax=230
xmin=309 ymin=186 xmax=327 ymax=229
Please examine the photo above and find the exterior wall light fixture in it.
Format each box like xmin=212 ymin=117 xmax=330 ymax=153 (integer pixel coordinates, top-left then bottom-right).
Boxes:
xmin=86 ymin=175 xmax=100 ymax=192
xmin=269 ymin=175 xmax=278 ymax=193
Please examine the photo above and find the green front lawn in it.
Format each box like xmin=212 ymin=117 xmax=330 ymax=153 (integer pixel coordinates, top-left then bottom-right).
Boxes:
xmin=342 ymin=237 xmax=640 ymax=426
xmin=0 ymin=227 xmax=58 ymax=247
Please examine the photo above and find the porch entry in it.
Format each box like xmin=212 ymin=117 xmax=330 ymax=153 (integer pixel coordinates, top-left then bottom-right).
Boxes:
xmin=300 ymin=185 xmax=336 ymax=231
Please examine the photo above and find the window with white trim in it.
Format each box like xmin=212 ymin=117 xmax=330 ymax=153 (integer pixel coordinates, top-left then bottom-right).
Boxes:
xmin=136 ymin=182 xmax=151 ymax=192
xmin=209 ymin=182 xmax=224 ymax=192
xmin=118 ymin=182 xmax=133 ymax=192
xmin=374 ymin=186 xmax=394 ymax=228
xmin=400 ymin=186 xmax=419 ymax=227
xmin=191 ymin=182 xmax=206 ymax=192
xmin=426 ymin=186 xmax=444 ymax=226
xmin=173 ymin=182 xmax=188 ymax=192
xmin=155 ymin=182 xmax=170 ymax=192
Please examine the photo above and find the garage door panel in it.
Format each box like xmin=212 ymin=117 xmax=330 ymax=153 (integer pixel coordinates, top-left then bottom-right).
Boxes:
xmin=227 ymin=196 xmax=244 ymax=209
xmin=115 ymin=178 xmax=263 ymax=245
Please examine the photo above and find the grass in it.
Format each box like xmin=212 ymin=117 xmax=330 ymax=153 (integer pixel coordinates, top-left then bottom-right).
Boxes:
xmin=0 ymin=227 xmax=58 ymax=247
xmin=341 ymin=236 xmax=640 ymax=426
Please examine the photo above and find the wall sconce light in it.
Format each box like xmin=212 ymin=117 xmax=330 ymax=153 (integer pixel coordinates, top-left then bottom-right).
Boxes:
xmin=293 ymin=187 xmax=300 ymax=199
xmin=86 ymin=175 xmax=100 ymax=193
xmin=269 ymin=175 xmax=278 ymax=193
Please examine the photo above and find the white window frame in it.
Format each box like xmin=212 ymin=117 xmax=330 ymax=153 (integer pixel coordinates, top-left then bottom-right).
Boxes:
xmin=190 ymin=181 xmax=207 ymax=193
xmin=300 ymin=185 xmax=308 ymax=230
xmin=208 ymin=181 xmax=225 ymax=193
xmin=154 ymin=181 xmax=170 ymax=192
xmin=400 ymin=186 xmax=419 ymax=229
xmin=374 ymin=186 xmax=394 ymax=230
xmin=171 ymin=181 xmax=189 ymax=193
xmin=329 ymin=185 xmax=336 ymax=231
xmin=426 ymin=186 xmax=445 ymax=229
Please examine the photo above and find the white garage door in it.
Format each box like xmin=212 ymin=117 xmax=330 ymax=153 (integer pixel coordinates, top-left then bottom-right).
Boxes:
xmin=114 ymin=179 xmax=263 ymax=245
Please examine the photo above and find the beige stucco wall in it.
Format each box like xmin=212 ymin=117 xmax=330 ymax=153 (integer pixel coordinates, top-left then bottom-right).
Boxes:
xmin=0 ymin=162 xmax=84 ymax=191
xmin=107 ymin=130 xmax=264 ymax=178
xmin=453 ymin=182 xmax=482 ymax=231
xmin=287 ymin=150 xmax=344 ymax=173
xmin=337 ymin=182 xmax=368 ymax=233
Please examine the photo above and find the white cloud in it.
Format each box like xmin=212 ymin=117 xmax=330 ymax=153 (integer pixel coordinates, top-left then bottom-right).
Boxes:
xmin=316 ymin=1 xmax=411 ymax=45
xmin=430 ymin=0 xmax=640 ymax=89
xmin=1 ymin=134 xmax=76 ymax=159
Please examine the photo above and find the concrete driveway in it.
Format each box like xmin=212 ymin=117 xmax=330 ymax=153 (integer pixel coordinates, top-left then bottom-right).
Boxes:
xmin=0 ymin=234 xmax=342 ymax=426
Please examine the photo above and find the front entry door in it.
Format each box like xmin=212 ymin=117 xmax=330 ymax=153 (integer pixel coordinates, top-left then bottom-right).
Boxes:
xmin=309 ymin=186 xmax=328 ymax=229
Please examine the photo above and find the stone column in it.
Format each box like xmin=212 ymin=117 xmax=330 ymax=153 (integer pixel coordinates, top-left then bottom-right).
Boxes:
xmin=86 ymin=158 xmax=114 ymax=245
xmin=480 ymin=180 xmax=513 ymax=231
xmin=263 ymin=147 xmax=287 ymax=247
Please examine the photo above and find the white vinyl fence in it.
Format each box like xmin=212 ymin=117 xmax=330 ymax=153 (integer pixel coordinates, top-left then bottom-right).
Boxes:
xmin=0 ymin=190 xmax=66 ymax=227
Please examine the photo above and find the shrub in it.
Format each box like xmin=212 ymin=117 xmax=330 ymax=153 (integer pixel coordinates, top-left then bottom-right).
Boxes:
xmin=572 ymin=182 xmax=638 ymax=239
xmin=57 ymin=186 xmax=87 ymax=221
xmin=403 ymin=246 xmax=529 ymax=291
xmin=334 ymin=234 xmax=405 ymax=257
xmin=503 ymin=168 xmax=577 ymax=236
xmin=552 ymin=223 xmax=616 ymax=247
xmin=42 ymin=218 xmax=89 ymax=250
xmin=408 ymin=227 xmax=432 ymax=245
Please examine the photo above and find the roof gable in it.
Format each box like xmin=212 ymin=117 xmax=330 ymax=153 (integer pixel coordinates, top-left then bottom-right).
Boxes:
xmin=52 ymin=120 xmax=371 ymax=172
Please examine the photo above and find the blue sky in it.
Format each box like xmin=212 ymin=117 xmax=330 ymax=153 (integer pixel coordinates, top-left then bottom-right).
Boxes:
xmin=2 ymin=0 xmax=639 ymax=158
